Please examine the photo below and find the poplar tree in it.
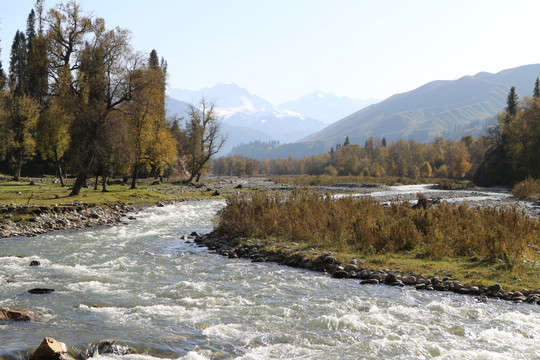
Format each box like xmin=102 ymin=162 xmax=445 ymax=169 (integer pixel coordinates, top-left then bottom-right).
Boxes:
xmin=534 ymin=77 xmax=540 ymax=98
xmin=186 ymin=98 xmax=226 ymax=182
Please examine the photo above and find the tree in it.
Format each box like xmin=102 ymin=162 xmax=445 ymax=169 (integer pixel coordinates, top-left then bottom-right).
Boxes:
xmin=61 ymin=12 xmax=136 ymax=195
xmin=420 ymin=161 xmax=432 ymax=177
xmin=505 ymin=86 xmax=519 ymax=123
xmin=343 ymin=136 xmax=350 ymax=147
xmin=9 ymin=30 xmax=28 ymax=97
xmin=446 ymin=140 xmax=471 ymax=178
xmin=534 ymin=77 xmax=540 ymax=98
xmin=186 ymin=98 xmax=226 ymax=182
xmin=0 ymin=94 xmax=40 ymax=180
xmin=36 ymin=102 xmax=72 ymax=186
xmin=26 ymin=9 xmax=48 ymax=105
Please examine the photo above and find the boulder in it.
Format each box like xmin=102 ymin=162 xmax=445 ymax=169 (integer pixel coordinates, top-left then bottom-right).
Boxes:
xmin=402 ymin=276 xmax=417 ymax=286
xmin=0 ymin=307 xmax=39 ymax=321
xmin=87 ymin=340 xmax=133 ymax=357
xmin=28 ymin=288 xmax=55 ymax=294
xmin=333 ymin=270 xmax=349 ymax=279
xmin=29 ymin=260 xmax=41 ymax=266
xmin=360 ymin=279 xmax=380 ymax=285
xmin=384 ymin=273 xmax=397 ymax=284
xmin=487 ymin=283 xmax=503 ymax=295
xmin=30 ymin=337 xmax=74 ymax=360
xmin=344 ymin=264 xmax=358 ymax=273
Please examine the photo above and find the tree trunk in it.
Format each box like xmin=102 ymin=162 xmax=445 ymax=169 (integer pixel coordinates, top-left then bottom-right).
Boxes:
xmin=55 ymin=152 xmax=65 ymax=187
xmin=102 ymin=168 xmax=108 ymax=192
xmin=130 ymin=162 xmax=140 ymax=189
xmin=14 ymin=155 xmax=22 ymax=181
xmin=94 ymin=174 xmax=99 ymax=190
xmin=69 ymin=172 xmax=86 ymax=196
xmin=196 ymin=172 xmax=201 ymax=182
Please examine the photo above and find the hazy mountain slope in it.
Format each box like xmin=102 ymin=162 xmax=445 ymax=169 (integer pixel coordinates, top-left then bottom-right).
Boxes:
xmin=165 ymin=96 xmax=191 ymax=119
xmin=279 ymin=91 xmax=379 ymax=124
xmin=302 ymin=64 xmax=540 ymax=146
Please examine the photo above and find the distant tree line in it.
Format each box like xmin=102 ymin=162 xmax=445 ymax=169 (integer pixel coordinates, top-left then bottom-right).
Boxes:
xmin=0 ymin=1 xmax=224 ymax=193
xmin=214 ymin=135 xmax=487 ymax=179
xmin=214 ymin=80 xmax=540 ymax=185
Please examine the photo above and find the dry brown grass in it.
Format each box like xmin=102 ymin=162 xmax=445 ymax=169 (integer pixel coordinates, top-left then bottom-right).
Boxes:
xmin=216 ymin=190 xmax=540 ymax=267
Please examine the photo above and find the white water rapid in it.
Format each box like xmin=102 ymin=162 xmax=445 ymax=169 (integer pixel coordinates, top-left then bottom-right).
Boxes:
xmin=1 ymin=197 xmax=540 ymax=359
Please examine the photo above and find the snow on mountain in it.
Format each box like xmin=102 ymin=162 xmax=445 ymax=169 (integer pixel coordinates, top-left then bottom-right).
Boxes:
xmin=167 ymin=83 xmax=326 ymax=145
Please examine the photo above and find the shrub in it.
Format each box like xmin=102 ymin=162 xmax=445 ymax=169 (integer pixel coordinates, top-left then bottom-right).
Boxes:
xmin=512 ymin=177 xmax=540 ymax=199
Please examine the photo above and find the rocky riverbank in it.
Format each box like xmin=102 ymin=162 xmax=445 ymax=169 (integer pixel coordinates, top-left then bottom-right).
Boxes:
xmin=195 ymin=232 xmax=540 ymax=306
xmin=0 ymin=203 xmax=132 ymax=239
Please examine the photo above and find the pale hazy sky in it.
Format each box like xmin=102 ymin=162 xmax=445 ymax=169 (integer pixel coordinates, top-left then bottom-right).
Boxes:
xmin=1 ymin=0 xmax=540 ymax=104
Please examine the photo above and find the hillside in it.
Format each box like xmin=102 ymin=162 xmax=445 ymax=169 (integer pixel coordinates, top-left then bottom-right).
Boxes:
xmin=279 ymin=91 xmax=378 ymax=124
xmin=300 ymin=64 xmax=540 ymax=147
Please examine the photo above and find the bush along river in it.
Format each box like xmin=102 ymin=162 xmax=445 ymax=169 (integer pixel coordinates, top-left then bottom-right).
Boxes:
xmin=1 ymin=192 xmax=540 ymax=359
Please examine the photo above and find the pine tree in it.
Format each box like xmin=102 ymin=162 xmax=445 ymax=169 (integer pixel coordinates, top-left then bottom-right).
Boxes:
xmin=534 ymin=77 xmax=540 ymax=98
xmin=504 ymin=86 xmax=518 ymax=122
xmin=9 ymin=30 xmax=28 ymax=97
xmin=25 ymin=9 xmax=48 ymax=104
xmin=149 ymin=49 xmax=159 ymax=68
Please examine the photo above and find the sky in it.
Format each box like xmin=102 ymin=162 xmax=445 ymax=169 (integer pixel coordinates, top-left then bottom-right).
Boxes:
xmin=1 ymin=0 xmax=540 ymax=105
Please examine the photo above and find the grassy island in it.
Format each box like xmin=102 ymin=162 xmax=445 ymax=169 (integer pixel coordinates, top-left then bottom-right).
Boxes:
xmin=215 ymin=190 xmax=540 ymax=292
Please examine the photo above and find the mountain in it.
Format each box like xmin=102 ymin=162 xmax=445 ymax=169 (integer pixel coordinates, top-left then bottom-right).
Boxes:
xmin=168 ymin=83 xmax=325 ymax=152
xmin=165 ymin=96 xmax=191 ymax=119
xmin=302 ymin=64 xmax=540 ymax=147
xmin=165 ymin=96 xmax=274 ymax=155
xmin=279 ymin=92 xmax=378 ymax=124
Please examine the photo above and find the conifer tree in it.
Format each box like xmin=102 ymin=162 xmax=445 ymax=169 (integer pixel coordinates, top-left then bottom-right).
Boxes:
xmin=9 ymin=30 xmax=28 ymax=97
xmin=504 ymin=86 xmax=518 ymax=123
xmin=534 ymin=77 xmax=540 ymax=98
xmin=343 ymin=136 xmax=350 ymax=146
xmin=26 ymin=9 xmax=48 ymax=104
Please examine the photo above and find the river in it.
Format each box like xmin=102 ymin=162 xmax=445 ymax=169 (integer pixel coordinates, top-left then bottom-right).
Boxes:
xmin=1 ymin=196 xmax=540 ymax=359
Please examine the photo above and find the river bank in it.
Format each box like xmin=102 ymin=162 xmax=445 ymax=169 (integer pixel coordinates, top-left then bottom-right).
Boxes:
xmin=195 ymin=232 xmax=540 ymax=305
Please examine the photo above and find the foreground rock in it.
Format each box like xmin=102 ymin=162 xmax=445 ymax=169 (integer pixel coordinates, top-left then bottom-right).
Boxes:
xmin=196 ymin=233 xmax=540 ymax=306
xmin=30 ymin=337 xmax=74 ymax=360
xmin=0 ymin=307 xmax=39 ymax=321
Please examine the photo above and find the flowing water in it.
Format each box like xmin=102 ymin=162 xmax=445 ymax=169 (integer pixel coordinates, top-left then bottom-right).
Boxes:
xmin=1 ymin=197 xmax=540 ymax=359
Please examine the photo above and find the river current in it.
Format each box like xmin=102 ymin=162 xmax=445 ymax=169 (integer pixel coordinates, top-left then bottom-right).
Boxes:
xmin=1 ymin=195 xmax=540 ymax=359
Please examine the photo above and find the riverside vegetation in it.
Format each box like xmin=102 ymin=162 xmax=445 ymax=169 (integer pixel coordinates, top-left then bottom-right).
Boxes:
xmin=215 ymin=189 xmax=540 ymax=292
